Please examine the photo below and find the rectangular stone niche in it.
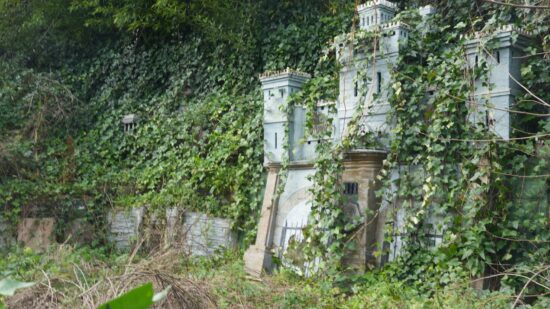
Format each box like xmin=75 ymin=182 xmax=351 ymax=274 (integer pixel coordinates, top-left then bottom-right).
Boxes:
xmin=182 ymin=212 xmax=237 ymax=256
xmin=108 ymin=207 xmax=145 ymax=251
xmin=17 ymin=218 xmax=56 ymax=251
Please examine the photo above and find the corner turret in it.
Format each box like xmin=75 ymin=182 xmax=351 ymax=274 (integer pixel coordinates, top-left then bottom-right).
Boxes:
xmin=358 ymin=0 xmax=397 ymax=31
xmin=464 ymin=25 xmax=532 ymax=139
xmin=260 ymin=69 xmax=310 ymax=164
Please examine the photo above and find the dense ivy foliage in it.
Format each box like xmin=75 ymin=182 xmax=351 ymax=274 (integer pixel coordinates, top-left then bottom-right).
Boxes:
xmin=0 ymin=0 xmax=354 ymax=243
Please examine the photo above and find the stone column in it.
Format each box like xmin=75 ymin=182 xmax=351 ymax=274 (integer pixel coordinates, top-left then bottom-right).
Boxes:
xmin=342 ymin=150 xmax=386 ymax=270
xmin=244 ymin=164 xmax=281 ymax=277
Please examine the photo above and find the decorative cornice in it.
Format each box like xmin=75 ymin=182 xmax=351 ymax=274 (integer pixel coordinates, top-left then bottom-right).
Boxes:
xmin=316 ymin=100 xmax=335 ymax=107
xmin=259 ymin=68 xmax=311 ymax=80
xmin=358 ymin=0 xmax=397 ymax=11
xmin=264 ymin=161 xmax=315 ymax=170
xmin=380 ymin=21 xmax=409 ymax=31
xmin=122 ymin=114 xmax=139 ymax=124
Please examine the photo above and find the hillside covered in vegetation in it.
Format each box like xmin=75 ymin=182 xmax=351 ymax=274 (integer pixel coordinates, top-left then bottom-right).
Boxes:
xmin=0 ymin=0 xmax=549 ymax=307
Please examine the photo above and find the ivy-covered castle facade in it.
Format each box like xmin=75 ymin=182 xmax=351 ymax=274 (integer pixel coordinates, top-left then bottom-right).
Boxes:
xmin=245 ymin=0 xmax=533 ymax=276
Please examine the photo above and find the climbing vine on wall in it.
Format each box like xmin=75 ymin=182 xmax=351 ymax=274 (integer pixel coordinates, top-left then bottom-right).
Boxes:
xmin=0 ymin=0 xmax=357 ymax=245
xmin=284 ymin=2 xmax=549 ymax=298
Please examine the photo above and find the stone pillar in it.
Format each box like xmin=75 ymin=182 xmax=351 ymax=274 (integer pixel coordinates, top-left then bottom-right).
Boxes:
xmin=244 ymin=164 xmax=281 ymax=277
xmin=342 ymin=150 xmax=386 ymax=270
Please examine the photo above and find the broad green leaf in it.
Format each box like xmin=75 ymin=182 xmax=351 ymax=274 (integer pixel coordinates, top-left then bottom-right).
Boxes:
xmin=0 ymin=278 xmax=36 ymax=297
xmin=97 ymin=282 xmax=154 ymax=309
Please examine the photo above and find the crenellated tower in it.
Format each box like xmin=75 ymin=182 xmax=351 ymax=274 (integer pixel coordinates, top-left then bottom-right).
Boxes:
xmin=358 ymin=0 xmax=397 ymax=31
xmin=337 ymin=1 xmax=409 ymax=141
xmin=465 ymin=25 xmax=532 ymax=140
xmin=260 ymin=69 xmax=310 ymax=164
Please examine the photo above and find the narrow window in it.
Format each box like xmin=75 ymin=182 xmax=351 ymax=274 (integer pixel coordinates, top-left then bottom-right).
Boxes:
xmin=343 ymin=182 xmax=359 ymax=195
xmin=275 ymin=132 xmax=278 ymax=149
xmin=377 ymin=72 xmax=382 ymax=93
xmin=475 ymin=55 xmax=479 ymax=67
xmin=496 ymin=51 xmax=500 ymax=64
xmin=354 ymin=81 xmax=358 ymax=97
xmin=279 ymin=88 xmax=285 ymax=98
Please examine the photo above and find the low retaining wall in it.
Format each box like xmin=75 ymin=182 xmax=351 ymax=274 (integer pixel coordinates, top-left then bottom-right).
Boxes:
xmin=108 ymin=208 xmax=237 ymax=256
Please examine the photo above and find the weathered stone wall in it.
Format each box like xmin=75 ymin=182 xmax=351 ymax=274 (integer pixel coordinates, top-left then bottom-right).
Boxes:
xmin=108 ymin=207 xmax=144 ymax=251
xmin=182 ymin=212 xmax=237 ymax=256
xmin=107 ymin=207 xmax=237 ymax=255
xmin=0 ymin=218 xmax=14 ymax=249
xmin=17 ymin=218 xmax=56 ymax=251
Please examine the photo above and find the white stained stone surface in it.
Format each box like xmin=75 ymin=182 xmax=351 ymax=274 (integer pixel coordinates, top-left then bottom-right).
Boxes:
xmin=108 ymin=207 xmax=144 ymax=251
xmin=182 ymin=212 xmax=237 ymax=256
xmin=272 ymin=168 xmax=315 ymax=252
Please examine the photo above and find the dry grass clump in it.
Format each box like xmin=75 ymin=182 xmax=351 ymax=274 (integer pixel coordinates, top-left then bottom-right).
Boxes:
xmin=71 ymin=269 xmax=215 ymax=309
xmin=6 ymin=278 xmax=64 ymax=309
xmin=6 ymin=247 xmax=215 ymax=309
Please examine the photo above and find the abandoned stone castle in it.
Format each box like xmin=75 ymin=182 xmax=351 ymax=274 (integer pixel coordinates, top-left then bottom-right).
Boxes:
xmin=244 ymin=0 xmax=534 ymax=276
xmin=1 ymin=1 xmax=539 ymax=281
